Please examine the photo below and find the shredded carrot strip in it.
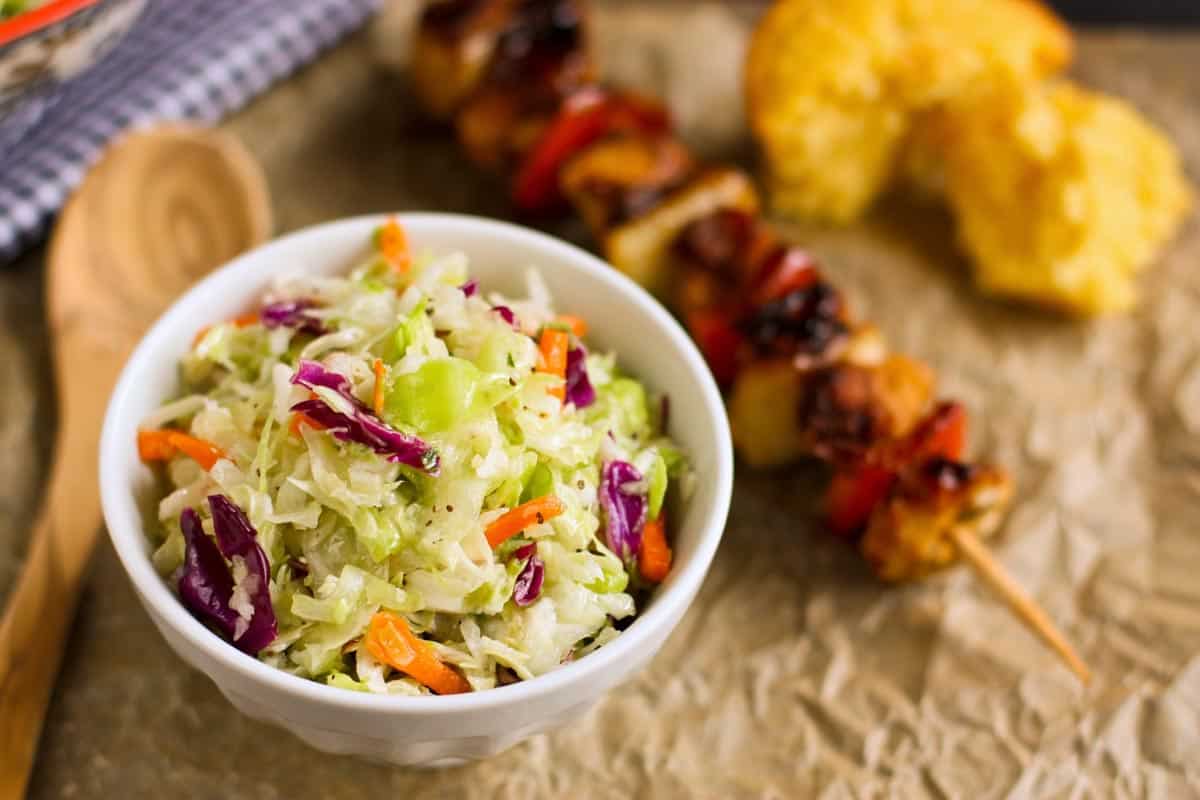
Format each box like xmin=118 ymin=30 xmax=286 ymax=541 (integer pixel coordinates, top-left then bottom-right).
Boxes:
xmin=555 ymin=314 xmax=587 ymax=337
xmin=485 ymin=495 xmax=565 ymax=549
xmin=289 ymin=411 xmax=326 ymax=438
xmin=537 ymin=328 xmax=570 ymax=402
xmin=136 ymin=430 xmax=176 ymax=462
xmin=378 ymin=218 xmax=411 ymax=273
xmin=191 ymin=311 xmax=261 ymax=348
xmin=372 ymin=358 xmax=386 ymax=415
xmin=137 ymin=430 xmax=226 ymax=471
xmin=365 ymin=612 xmax=471 ymax=695
xmin=638 ymin=513 xmax=672 ymax=583
xmin=169 ymin=434 xmax=226 ymax=471
xmin=191 ymin=326 xmax=213 ymax=349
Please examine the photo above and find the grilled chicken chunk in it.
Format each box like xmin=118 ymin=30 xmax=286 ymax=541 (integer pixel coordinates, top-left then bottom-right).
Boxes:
xmin=730 ymin=350 xmax=931 ymax=469
xmin=412 ymin=0 xmax=517 ymax=120
xmin=797 ymin=356 xmax=934 ymax=463
xmin=602 ymin=168 xmax=759 ymax=294
xmin=560 ymin=133 xmax=695 ymax=236
xmin=452 ymin=0 xmax=594 ymax=171
xmin=861 ymin=458 xmax=1013 ymax=581
xmin=673 ymin=208 xmax=778 ymax=316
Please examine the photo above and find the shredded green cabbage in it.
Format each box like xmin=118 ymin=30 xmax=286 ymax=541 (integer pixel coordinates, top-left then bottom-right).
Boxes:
xmin=146 ymin=227 xmax=691 ymax=694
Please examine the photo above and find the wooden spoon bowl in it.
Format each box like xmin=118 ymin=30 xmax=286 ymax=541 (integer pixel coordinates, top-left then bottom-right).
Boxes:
xmin=0 ymin=125 xmax=271 ymax=798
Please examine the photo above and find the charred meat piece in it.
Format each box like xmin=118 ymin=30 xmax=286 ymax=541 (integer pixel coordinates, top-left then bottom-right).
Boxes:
xmin=796 ymin=355 xmax=934 ymax=462
xmin=453 ymin=0 xmax=594 ymax=171
xmin=738 ymin=280 xmax=847 ymax=366
xmin=674 ymin=213 xmax=847 ymax=371
xmin=860 ymin=457 xmax=1013 ymax=582
xmin=824 ymin=400 xmax=967 ymax=537
xmin=675 ymin=211 xmax=755 ymax=318
xmin=673 ymin=209 xmax=779 ymax=315
xmin=412 ymin=0 xmax=517 ymax=120
xmin=486 ymin=0 xmax=594 ymax=95
xmin=456 ymin=87 xmax=555 ymax=171
xmin=560 ymin=133 xmax=695 ymax=235
xmin=797 ymin=364 xmax=883 ymax=461
xmin=731 ymin=354 xmax=931 ymax=469
xmin=603 ymin=167 xmax=759 ymax=294
xmin=674 ymin=208 xmax=762 ymax=283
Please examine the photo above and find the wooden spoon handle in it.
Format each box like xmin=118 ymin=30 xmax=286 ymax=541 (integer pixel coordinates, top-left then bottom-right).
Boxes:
xmin=0 ymin=406 xmax=106 ymax=800
xmin=0 ymin=523 xmax=88 ymax=800
xmin=0 ymin=125 xmax=272 ymax=799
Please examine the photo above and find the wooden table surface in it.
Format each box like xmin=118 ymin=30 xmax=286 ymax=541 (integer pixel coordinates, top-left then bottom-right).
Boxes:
xmin=2 ymin=4 xmax=1199 ymax=798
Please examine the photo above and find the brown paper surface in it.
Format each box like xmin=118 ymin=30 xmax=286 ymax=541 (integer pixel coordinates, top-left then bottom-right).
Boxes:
xmin=2 ymin=3 xmax=1199 ymax=797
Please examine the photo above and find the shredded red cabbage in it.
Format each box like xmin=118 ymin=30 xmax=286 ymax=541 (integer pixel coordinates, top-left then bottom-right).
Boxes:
xmin=460 ymin=279 xmax=478 ymax=297
xmin=511 ymin=542 xmax=545 ymax=607
xmin=599 ymin=460 xmax=647 ymax=561
xmin=292 ymin=359 xmax=353 ymax=394
xmin=491 ymin=305 xmax=518 ymax=328
xmin=178 ymin=508 xmax=240 ymax=640
xmin=564 ymin=345 xmax=595 ymax=408
xmin=207 ymin=495 xmax=278 ymax=654
xmin=260 ymin=300 xmax=327 ymax=335
xmin=291 ymin=360 xmax=439 ymax=473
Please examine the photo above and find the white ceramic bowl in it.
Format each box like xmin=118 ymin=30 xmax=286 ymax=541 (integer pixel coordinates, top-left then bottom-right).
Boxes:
xmin=100 ymin=213 xmax=733 ymax=767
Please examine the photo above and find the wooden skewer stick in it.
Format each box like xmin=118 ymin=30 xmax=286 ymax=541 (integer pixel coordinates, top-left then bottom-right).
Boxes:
xmin=950 ymin=526 xmax=1091 ymax=685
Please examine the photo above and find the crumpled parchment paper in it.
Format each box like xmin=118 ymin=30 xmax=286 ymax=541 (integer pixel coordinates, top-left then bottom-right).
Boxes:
xmin=2 ymin=3 xmax=1198 ymax=797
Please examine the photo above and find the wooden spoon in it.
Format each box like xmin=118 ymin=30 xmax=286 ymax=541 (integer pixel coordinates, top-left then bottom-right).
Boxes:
xmin=0 ymin=126 xmax=271 ymax=799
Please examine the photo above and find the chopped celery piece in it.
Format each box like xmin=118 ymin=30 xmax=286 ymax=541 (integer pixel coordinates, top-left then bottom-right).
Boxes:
xmin=660 ymin=443 xmax=688 ymax=477
xmin=520 ymin=462 xmax=554 ymax=504
xmin=606 ymin=378 xmax=650 ymax=436
xmin=326 ymin=673 xmax=370 ymax=692
xmin=387 ymin=357 xmax=483 ymax=433
xmin=378 ymin=323 xmax=409 ymax=363
xmin=646 ymin=451 xmax=668 ymax=520
xmin=292 ymin=593 xmax=352 ymax=625
xmin=586 ymin=561 xmax=629 ymax=594
xmin=475 ymin=329 xmax=525 ymax=374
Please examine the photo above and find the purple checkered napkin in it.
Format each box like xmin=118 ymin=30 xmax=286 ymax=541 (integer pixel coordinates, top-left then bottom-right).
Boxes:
xmin=0 ymin=0 xmax=382 ymax=264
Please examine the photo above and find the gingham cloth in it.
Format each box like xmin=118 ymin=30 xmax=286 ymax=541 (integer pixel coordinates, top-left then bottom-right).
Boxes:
xmin=0 ymin=0 xmax=383 ymax=264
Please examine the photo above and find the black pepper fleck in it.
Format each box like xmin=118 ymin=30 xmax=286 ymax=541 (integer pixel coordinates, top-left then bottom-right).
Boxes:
xmin=576 ymin=480 xmax=584 ymax=489
xmin=536 ymin=512 xmax=544 ymax=524
xmin=446 ymin=505 xmax=454 ymax=512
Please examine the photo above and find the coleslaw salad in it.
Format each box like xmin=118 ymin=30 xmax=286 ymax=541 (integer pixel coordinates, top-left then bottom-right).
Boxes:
xmin=136 ymin=220 xmax=692 ymax=696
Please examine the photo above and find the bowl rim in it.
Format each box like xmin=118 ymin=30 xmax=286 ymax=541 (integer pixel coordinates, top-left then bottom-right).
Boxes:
xmin=100 ymin=212 xmax=734 ymax=714
xmin=0 ymin=0 xmax=104 ymax=47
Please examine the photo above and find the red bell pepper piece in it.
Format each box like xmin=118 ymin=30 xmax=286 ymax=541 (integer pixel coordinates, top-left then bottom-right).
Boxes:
xmin=826 ymin=464 xmax=895 ymax=537
xmin=512 ymin=87 xmax=672 ymax=213
xmin=900 ymin=401 xmax=967 ymax=465
xmin=687 ymin=309 xmax=745 ymax=386
xmin=824 ymin=402 xmax=968 ymax=536
xmin=752 ymin=246 xmax=819 ymax=305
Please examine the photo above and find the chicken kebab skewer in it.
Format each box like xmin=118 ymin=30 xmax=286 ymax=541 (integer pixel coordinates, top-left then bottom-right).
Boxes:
xmin=409 ymin=0 xmax=1089 ymax=683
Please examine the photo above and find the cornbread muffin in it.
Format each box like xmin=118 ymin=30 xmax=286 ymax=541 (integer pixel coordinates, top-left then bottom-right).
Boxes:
xmin=745 ymin=0 xmax=1071 ymax=222
xmin=933 ymin=80 xmax=1192 ymax=315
